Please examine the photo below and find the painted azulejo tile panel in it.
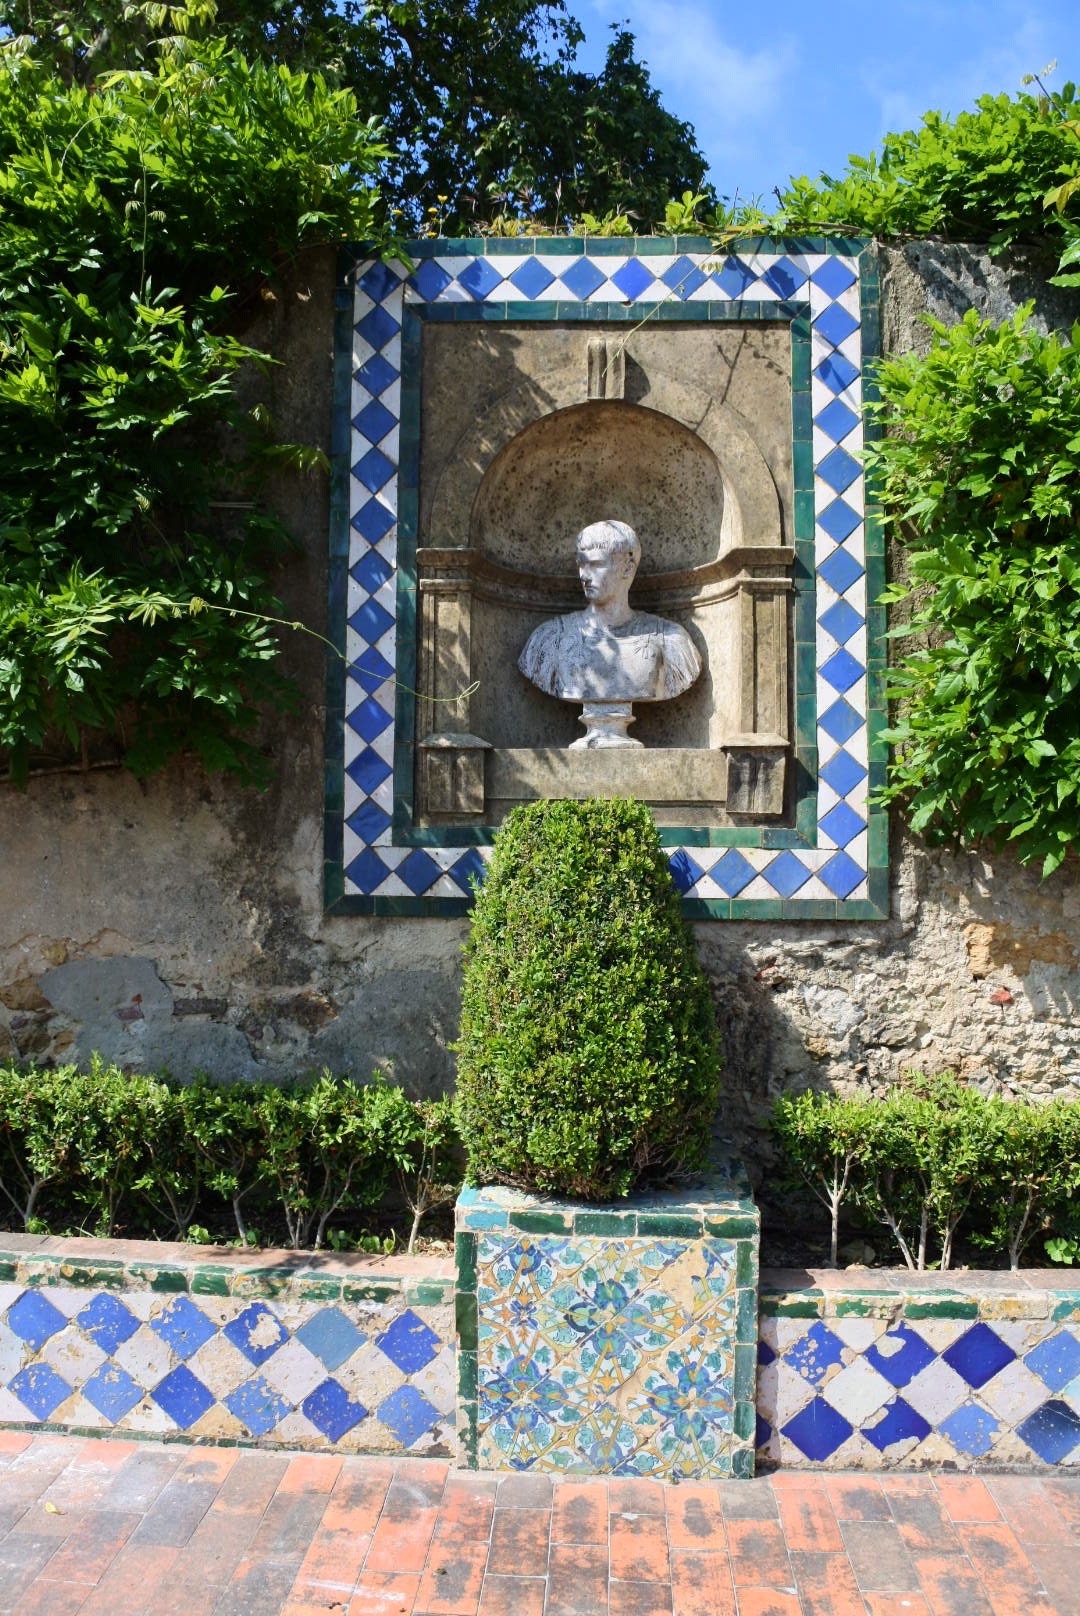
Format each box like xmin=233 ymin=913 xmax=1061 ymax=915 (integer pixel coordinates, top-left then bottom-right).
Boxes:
xmin=0 ymin=1243 xmax=455 ymax=1456
xmin=326 ymin=235 xmax=886 ymax=921
xmin=758 ymin=1274 xmax=1080 ymax=1469
xmin=455 ymin=1164 xmax=760 ymax=1478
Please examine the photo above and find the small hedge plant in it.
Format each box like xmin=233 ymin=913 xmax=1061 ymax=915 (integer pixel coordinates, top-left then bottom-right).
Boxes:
xmin=455 ymin=797 xmax=722 ymax=1200
xmin=0 ymin=1059 xmax=460 ymax=1252
xmin=771 ymin=1073 xmax=1080 ymax=1271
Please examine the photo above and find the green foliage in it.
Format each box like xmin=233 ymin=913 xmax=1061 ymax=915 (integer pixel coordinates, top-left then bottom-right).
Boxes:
xmin=0 ymin=31 xmax=392 ymax=783
xmin=0 ymin=1061 xmax=461 ymax=1248
xmin=455 ymin=798 xmax=722 ymax=1200
xmin=772 ymin=1076 xmax=1080 ymax=1270
xmin=868 ymin=306 xmax=1080 ymax=875
xmin=724 ymin=80 xmax=1080 ymax=259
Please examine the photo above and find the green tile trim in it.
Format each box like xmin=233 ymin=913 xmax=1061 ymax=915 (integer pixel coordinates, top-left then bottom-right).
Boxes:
xmin=341 ymin=1280 xmax=402 ymax=1303
xmin=456 ymin=1288 xmax=478 ymax=1351
xmin=705 ymin=1216 xmax=759 ymax=1240
xmin=904 ymin=1296 xmax=980 ymax=1320
xmin=509 ymin=1210 xmax=573 ymax=1234
xmin=455 ymin=1232 xmax=477 ymax=1291
xmin=736 ymin=1242 xmax=758 ymax=1290
xmin=575 ymin=1211 xmax=637 ymax=1235
xmin=636 ymin=1214 xmax=702 ymax=1238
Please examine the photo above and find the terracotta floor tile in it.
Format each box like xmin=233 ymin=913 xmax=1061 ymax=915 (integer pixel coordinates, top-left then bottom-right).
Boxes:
xmin=34 ymin=1507 xmax=140 ymax=1587
xmin=366 ymin=1509 xmax=440 ymax=1573
xmin=981 ymin=1477 xmax=1071 ymax=1546
xmin=487 ymin=1507 xmax=550 ymax=1578
xmin=494 ymin=1473 xmax=553 ymax=1509
xmin=278 ymin=1453 xmax=344 ymax=1495
xmin=477 ymin=1572 xmax=546 ymax=1615
xmin=608 ymin=1477 xmax=666 ymax=1515
xmin=547 ymin=1541 xmax=609 ymax=1616
xmin=777 ymin=1487 xmax=843 ymax=1554
xmin=863 ymin=1596 xmax=933 ymax=1616
xmin=788 ymin=1550 xmax=867 ymax=1616
xmin=913 ymin=1552 xmax=996 ymax=1616
xmin=552 ymin=1479 xmax=608 ymax=1544
xmin=840 ymin=1520 xmax=920 ymax=1593
xmin=349 ymin=1568 xmax=421 ymax=1614
xmin=959 ymin=1522 xmax=1055 ymax=1615
xmin=665 ymin=1483 xmax=724 ymax=1552
xmin=1020 ymin=1539 xmax=1080 ymax=1612
xmin=414 ymin=1537 xmax=488 ymax=1614
xmin=608 ymin=1578 xmax=673 ymax=1615
xmin=610 ymin=1509 xmax=670 ymax=1583
xmin=733 ymin=1588 xmax=800 ymax=1616
xmin=435 ymin=1478 xmax=498 ymax=1540
xmin=934 ymin=1477 xmax=1001 ymax=1525
xmin=825 ymin=1476 xmax=892 ymax=1521
xmin=670 ymin=1547 xmax=737 ymax=1616
xmin=726 ymin=1518 xmax=791 ymax=1589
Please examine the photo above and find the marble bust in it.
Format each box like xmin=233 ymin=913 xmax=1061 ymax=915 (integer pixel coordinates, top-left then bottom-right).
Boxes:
xmin=518 ymin=520 xmax=701 ymax=748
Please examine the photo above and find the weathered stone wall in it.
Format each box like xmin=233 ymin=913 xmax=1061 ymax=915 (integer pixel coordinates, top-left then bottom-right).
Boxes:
xmin=2 ymin=244 xmax=1079 ymax=1170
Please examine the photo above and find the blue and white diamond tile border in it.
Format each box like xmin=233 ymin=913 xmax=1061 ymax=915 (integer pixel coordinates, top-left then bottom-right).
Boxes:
xmin=0 ymin=1267 xmax=455 ymax=1456
xmin=758 ymin=1277 xmax=1080 ymax=1469
xmin=328 ymin=236 xmax=886 ymax=919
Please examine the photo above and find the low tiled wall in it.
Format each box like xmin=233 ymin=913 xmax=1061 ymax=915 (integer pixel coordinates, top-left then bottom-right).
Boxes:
xmin=759 ymin=1269 xmax=1080 ymax=1470
xmin=0 ymin=1235 xmax=455 ymax=1455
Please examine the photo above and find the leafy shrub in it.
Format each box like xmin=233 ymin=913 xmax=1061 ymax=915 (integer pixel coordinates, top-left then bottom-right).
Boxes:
xmin=0 ymin=1060 xmax=460 ymax=1249
xmin=870 ymin=307 xmax=1080 ymax=876
xmin=772 ymin=1075 xmax=1080 ymax=1270
xmin=455 ymin=797 xmax=722 ymax=1200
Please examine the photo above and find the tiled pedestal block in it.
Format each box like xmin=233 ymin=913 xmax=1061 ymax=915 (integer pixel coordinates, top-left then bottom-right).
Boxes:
xmin=455 ymin=1159 xmax=760 ymax=1478
xmin=0 ymin=1236 xmax=455 ymax=1454
xmin=759 ymin=1269 xmax=1080 ymax=1469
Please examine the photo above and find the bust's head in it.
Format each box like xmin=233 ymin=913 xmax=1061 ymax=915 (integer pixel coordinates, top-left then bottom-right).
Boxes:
xmin=575 ymin=520 xmax=640 ymax=610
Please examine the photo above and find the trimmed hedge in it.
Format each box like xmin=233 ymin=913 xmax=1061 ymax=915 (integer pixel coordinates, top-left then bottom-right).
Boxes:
xmin=772 ymin=1073 xmax=1080 ymax=1270
xmin=455 ymin=798 xmax=723 ymax=1200
xmin=0 ymin=1060 xmax=460 ymax=1251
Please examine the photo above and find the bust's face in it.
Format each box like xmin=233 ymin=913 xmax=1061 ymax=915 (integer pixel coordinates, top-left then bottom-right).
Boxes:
xmin=577 ymin=545 xmax=633 ymax=608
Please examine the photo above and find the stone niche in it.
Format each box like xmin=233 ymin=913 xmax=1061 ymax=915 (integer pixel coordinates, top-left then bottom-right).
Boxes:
xmin=412 ymin=320 xmax=795 ymax=829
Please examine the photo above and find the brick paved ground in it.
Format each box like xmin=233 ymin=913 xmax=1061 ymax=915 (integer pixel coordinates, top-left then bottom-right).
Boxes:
xmin=1 ymin=1432 xmax=1079 ymax=1615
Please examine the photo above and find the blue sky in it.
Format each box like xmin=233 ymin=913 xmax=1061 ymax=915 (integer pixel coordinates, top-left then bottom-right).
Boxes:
xmin=573 ymin=1 xmax=1080 ymax=205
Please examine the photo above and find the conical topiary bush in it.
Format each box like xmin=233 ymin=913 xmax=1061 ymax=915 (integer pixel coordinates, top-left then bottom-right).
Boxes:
xmin=455 ymin=797 xmax=722 ymax=1200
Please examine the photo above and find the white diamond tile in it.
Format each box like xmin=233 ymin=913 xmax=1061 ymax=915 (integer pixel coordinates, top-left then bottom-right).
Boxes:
xmin=41 ymin=1327 xmax=107 ymax=1384
xmin=979 ymin=1360 xmax=1050 ymax=1425
xmin=831 ymin=1319 xmax=884 ymax=1353
xmin=903 ymin=1358 xmax=970 ymax=1424
xmin=822 ymin=1358 xmax=893 ymax=1424
xmin=112 ymin=1326 xmax=174 ymax=1390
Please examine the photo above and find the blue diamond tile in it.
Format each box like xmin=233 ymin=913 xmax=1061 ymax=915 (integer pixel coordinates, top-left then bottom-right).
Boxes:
xmin=781 ymin=1396 xmax=853 ymax=1461
xmin=398 ymin=849 xmax=442 ymax=896
xmin=223 ymin=1303 xmax=289 ymax=1368
xmin=302 ymin=1379 xmax=368 ymax=1442
xmin=865 ymin=1324 xmax=936 ymax=1389
xmin=814 ymin=303 xmax=859 ymax=348
xmin=762 ymin=256 xmax=807 ymax=298
xmin=783 ymin=1321 xmax=845 ymax=1386
xmin=819 ymin=599 xmax=864 ymax=646
xmin=297 ymin=1308 xmax=368 ymax=1372
xmin=818 ymin=548 xmax=864 ymax=597
xmin=818 ymin=851 xmax=865 ymax=899
xmin=714 ymin=256 xmax=756 ymax=298
xmin=818 ymin=499 xmax=861 ymax=544
xmin=560 ymin=257 xmax=606 ymax=300
xmin=940 ymin=1401 xmax=1001 ymax=1458
xmin=346 ymin=848 xmax=392 ymax=893
xmin=150 ymin=1297 xmax=217 ymax=1361
xmin=346 ymin=800 xmax=392 ymax=845
xmin=83 ymin=1362 xmax=143 ymax=1423
xmin=612 ymin=258 xmax=657 ymax=299
xmin=818 ymin=697 xmax=863 ymax=746
xmin=352 ymin=398 xmax=396 ymax=446
xmin=7 ymin=1291 xmax=66 ymax=1350
xmin=1018 ymin=1399 xmax=1080 ymax=1463
xmin=376 ymin=1309 xmax=441 ymax=1374
xmin=819 ymin=803 xmax=866 ymax=848
xmin=348 ymin=596 xmax=394 ymax=644
xmin=377 ymin=1384 xmax=440 ymax=1446
xmin=1027 ymin=1331 xmax=1080 ymax=1393
xmin=662 ymin=255 xmax=707 ymax=298
xmin=355 ymin=353 xmax=398 ymax=399
xmin=709 ymin=848 xmax=757 ymax=897
xmin=351 ymin=498 xmax=395 ymax=545
xmin=458 ymin=258 xmax=505 ymax=300
xmin=352 ymin=447 xmax=395 ymax=495
xmin=9 ymin=1364 xmax=72 ymax=1420
xmin=76 ymin=1295 xmax=140 ymax=1356
xmin=349 ymin=645 xmax=395 ymax=693
xmin=819 ymin=749 xmax=867 ymax=798
xmin=815 ymin=398 xmax=860 ymax=444
xmin=226 ymin=1375 xmax=292 ymax=1438
xmin=151 ymin=1365 xmax=215 ymax=1430
xmin=815 ymin=352 xmax=859 ymax=394
xmin=409 ymin=259 xmax=453 ymax=302
xmin=508 ymin=258 xmax=556 ymax=299
xmin=863 ymin=1397 xmax=931 ymax=1452
xmin=817 ymin=447 xmax=861 ymax=496
xmin=812 ymin=258 xmax=857 ymax=297
xmin=346 ymin=696 xmax=393 ymax=744
xmin=758 ymin=1340 xmax=777 ymax=1366
xmin=820 ymin=648 xmax=864 ymax=695
xmin=668 ymin=849 xmax=704 ymax=894
xmin=355 ymin=305 xmax=400 ymax=352
xmin=450 ymin=847 xmax=487 ymax=894
xmin=763 ymin=851 xmax=811 ymax=898
xmin=359 ymin=262 xmax=401 ymax=303
xmin=943 ymin=1323 xmax=1016 ymax=1390
xmin=351 ymin=550 xmax=394 ymax=595
xmin=755 ymin=1412 xmax=773 ymax=1448
xmin=345 ymin=747 xmax=393 ymax=795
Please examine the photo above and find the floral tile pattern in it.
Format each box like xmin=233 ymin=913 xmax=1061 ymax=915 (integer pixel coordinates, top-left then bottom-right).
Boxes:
xmin=328 ymin=236 xmax=886 ymax=920
xmin=758 ymin=1280 xmax=1080 ymax=1469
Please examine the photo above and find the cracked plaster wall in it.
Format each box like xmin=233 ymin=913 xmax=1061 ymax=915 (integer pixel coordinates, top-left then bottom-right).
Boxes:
xmin=2 ymin=244 xmax=1080 ymax=1170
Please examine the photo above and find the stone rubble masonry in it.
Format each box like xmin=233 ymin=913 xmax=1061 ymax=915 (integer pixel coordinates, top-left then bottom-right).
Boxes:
xmin=3 ymin=244 xmax=1080 ymax=1151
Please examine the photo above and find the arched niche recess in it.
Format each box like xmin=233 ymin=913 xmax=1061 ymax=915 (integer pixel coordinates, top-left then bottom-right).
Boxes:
xmin=414 ymin=353 xmax=794 ymax=829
